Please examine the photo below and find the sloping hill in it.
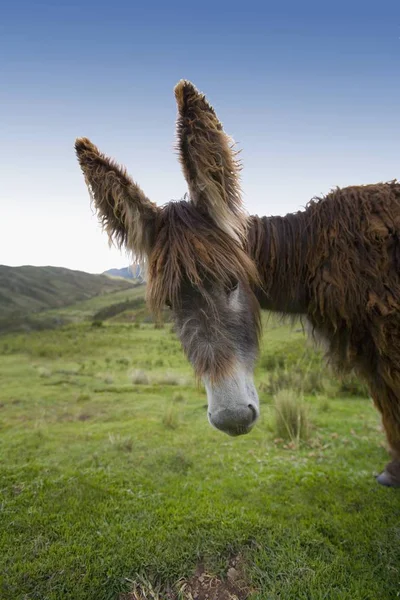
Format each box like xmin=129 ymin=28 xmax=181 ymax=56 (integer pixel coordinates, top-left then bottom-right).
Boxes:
xmin=0 ymin=265 xmax=134 ymax=318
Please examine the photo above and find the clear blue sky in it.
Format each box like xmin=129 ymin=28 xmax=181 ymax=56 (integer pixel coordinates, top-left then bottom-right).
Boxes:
xmin=1 ymin=0 xmax=399 ymax=272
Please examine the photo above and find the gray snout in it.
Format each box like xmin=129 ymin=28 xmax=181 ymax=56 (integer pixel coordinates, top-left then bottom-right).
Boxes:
xmin=208 ymin=402 xmax=259 ymax=436
xmin=204 ymin=367 xmax=260 ymax=436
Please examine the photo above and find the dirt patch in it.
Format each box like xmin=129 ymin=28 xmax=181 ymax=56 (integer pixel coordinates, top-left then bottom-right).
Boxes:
xmin=121 ymin=555 xmax=254 ymax=600
xmin=177 ymin=556 xmax=252 ymax=600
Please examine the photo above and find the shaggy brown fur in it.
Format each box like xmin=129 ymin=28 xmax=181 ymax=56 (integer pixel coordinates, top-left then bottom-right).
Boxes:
xmin=248 ymin=180 xmax=400 ymax=481
xmin=147 ymin=200 xmax=261 ymax=383
xmin=174 ymin=80 xmax=246 ymax=243
xmin=75 ymin=137 xmax=158 ymax=260
xmin=148 ymin=200 xmax=259 ymax=315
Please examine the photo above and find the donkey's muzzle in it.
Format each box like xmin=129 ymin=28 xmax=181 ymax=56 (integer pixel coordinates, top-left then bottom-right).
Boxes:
xmin=208 ymin=403 xmax=259 ymax=436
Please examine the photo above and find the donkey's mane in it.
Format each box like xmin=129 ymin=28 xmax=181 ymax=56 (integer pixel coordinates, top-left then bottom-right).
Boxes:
xmin=147 ymin=199 xmax=260 ymax=314
xmin=247 ymin=209 xmax=311 ymax=314
xmin=248 ymin=180 xmax=400 ymax=369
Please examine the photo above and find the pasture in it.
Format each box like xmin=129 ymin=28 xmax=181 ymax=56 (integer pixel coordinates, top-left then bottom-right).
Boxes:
xmin=1 ymin=304 xmax=400 ymax=599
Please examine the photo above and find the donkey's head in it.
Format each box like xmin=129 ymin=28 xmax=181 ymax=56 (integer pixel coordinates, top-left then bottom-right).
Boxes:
xmin=75 ymin=81 xmax=261 ymax=436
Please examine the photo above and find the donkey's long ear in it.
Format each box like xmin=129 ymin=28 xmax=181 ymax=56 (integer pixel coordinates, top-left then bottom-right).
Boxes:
xmin=75 ymin=138 xmax=159 ymax=259
xmin=174 ymin=80 xmax=246 ymax=242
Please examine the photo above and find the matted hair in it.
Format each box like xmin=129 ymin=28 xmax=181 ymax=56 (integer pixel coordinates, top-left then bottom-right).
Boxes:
xmin=147 ymin=200 xmax=260 ymax=315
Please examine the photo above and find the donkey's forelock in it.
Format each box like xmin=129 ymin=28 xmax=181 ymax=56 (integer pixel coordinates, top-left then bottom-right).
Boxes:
xmin=146 ymin=200 xmax=260 ymax=316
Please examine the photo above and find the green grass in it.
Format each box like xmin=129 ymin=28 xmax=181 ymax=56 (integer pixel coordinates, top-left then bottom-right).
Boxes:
xmin=1 ymin=313 xmax=399 ymax=599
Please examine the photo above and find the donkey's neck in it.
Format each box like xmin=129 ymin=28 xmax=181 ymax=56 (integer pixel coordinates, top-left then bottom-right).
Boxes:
xmin=247 ymin=211 xmax=311 ymax=314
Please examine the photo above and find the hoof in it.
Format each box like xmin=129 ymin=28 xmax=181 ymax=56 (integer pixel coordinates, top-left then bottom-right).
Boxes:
xmin=376 ymin=470 xmax=400 ymax=487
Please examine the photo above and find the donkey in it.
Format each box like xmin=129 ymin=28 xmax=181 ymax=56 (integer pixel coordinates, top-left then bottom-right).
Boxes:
xmin=76 ymin=80 xmax=400 ymax=487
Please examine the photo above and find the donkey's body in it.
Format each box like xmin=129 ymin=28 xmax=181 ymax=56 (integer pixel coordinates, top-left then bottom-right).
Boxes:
xmin=248 ymin=184 xmax=400 ymax=484
xmin=76 ymin=80 xmax=400 ymax=487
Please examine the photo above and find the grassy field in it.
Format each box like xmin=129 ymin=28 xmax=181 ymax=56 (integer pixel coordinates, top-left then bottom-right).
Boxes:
xmin=1 ymin=303 xmax=400 ymax=599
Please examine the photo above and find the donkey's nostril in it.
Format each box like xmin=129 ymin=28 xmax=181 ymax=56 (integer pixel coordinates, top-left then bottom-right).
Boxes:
xmin=248 ymin=403 xmax=258 ymax=424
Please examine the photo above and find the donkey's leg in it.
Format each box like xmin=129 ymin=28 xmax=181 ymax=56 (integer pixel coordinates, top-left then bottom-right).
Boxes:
xmin=369 ymin=379 xmax=400 ymax=487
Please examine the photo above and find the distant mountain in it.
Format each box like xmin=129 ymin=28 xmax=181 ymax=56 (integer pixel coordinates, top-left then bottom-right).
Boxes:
xmin=0 ymin=265 xmax=134 ymax=318
xmin=104 ymin=265 xmax=143 ymax=281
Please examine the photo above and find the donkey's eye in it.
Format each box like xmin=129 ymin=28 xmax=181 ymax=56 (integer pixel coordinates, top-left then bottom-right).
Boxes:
xmin=165 ymin=300 xmax=172 ymax=309
xmin=225 ymin=280 xmax=239 ymax=294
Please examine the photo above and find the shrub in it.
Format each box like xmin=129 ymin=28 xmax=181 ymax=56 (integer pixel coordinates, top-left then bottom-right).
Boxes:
xmin=117 ymin=357 xmax=130 ymax=366
xmin=108 ymin=433 xmax=133 ymax=452
xmin=266 ymin=362 xmax=326 ymax=396
xmin=37 ymin=367 xmax=52 ymax=378
xmin=273 ymin=389 xmax=311 ymax=445
xmin=76 ymin=393 xmax=91 ymax=403
xmin=162 ymin=403 xmax=180 ymax=429
xmin=260 ymin=338 xmax=323 ymax=373
xmin=157 ymin=372 xmax=180 ymax=386
xmin=260 ymin=353 xmax=286 ymax=371
xmin=91 ymin=320 xmax=103 ymax=328
xmin=173 ymin=392 xmax=185 ymax=403
xmin=337 ymin=372 xmax=368 ymax=397
xmin=92 ymin=297 xmax=145 ymax=322
xmin=320 ymin=399 xmax=331 ymax=412
xmin=131 ymin=370 xmax=150 ymax=385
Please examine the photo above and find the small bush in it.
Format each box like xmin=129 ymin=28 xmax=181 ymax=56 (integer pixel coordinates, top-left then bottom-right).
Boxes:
xmin=157 ymin=372 xmax=180 ymax=386
xmin=108 ymin=433 xmax=133 ymax=452
xmin=337 ymin=372 xmax=368 ymax=397
xmin=273 ymin=389 xmax=311 ymax=445
xmin=131 ymin=370 xmax=150 ymax=385
xmin=162 ymin=403 xmax=180 ymax=429
xmin=320 ymin=399 xmax=331 ymax=412
xmin=267 ymin=363 xmax=326 ymax=396
xmin=76 ymin=393 xmax=91 ymax=403
xmin=260 ymin=354 xmax=286 ymax=371
xmin=260 ymin=338 xmax=324 ymax=373
xmin=173 ymin=392 xmax=185 ymax=403
xmin=37 ymin=367 xmax=52 ymax=378
xmin=91 ymin=320 xmax=103 ymax=328
xmin=92 ymin=297 xmax=145 ymax=322
xmin=117 ymin=357 xmax=130 ymax=366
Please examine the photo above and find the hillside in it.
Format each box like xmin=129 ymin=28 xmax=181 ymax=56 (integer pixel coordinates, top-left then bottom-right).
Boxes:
xmin=0 ymin=265 xmax=141 ymax=334
xmin=0 ymin=265 xmax=134 ymax=317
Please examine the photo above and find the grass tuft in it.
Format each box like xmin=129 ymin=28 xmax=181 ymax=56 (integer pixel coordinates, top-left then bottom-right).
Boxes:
xmin=172 ymin=392 xmax=185 ymax=403
xmin=162 ymin=402 xmax=180 ymax=429
xmin=273 ymin=388 xmax=311 ymax=445
xmin=157 ymin=372 xmax=181 ymax=386
xmin=131 ymin=370 xmax=151 ymax=385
